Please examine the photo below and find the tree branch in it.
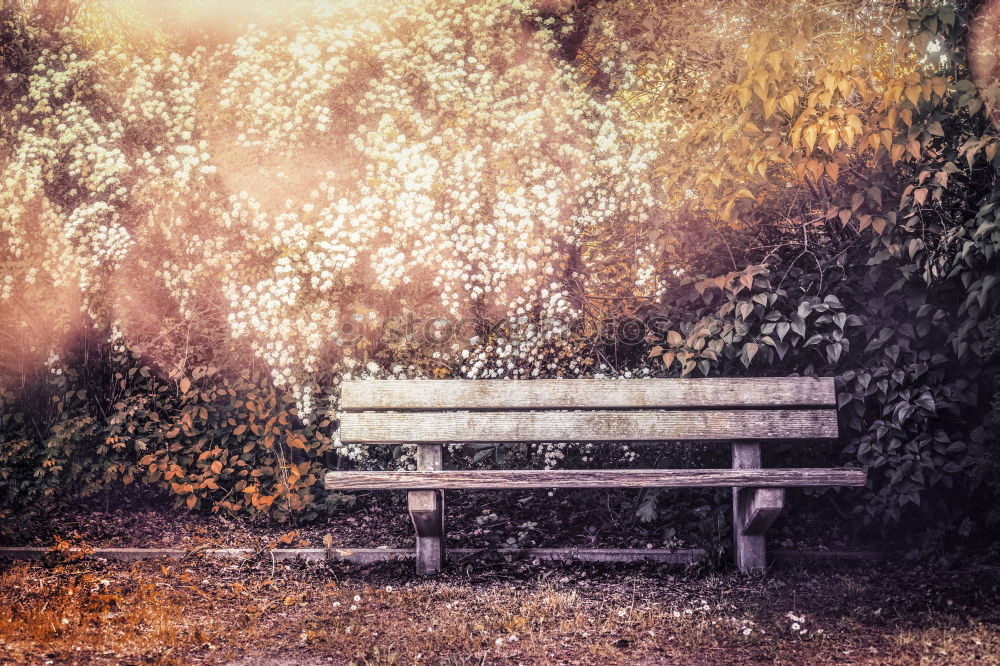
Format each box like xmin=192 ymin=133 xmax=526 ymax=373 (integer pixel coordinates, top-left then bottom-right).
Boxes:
xmin=537 ymin=0 xmax=604 ymax=64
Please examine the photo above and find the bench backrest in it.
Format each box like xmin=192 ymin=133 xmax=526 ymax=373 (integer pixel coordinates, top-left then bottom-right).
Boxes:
xmin=339 ymin=378 xmax=838 ymax=444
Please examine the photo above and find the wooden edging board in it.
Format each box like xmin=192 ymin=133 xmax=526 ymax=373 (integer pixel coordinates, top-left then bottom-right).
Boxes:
xmin=0 ymin=546 xmax=885 ymax=564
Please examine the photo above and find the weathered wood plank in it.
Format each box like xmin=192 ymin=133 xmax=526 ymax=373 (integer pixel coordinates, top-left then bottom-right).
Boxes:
xmin=449 ymin=547 xmax=706 ymax=564
xmin=341 ymin=378 xmax=836 ymax=410
xmin=409 ymin=443 xmax=444 ymax=575
xmin=737 ymin=488 xmax=784 ymax=536
xmin=732 ymin=443 xmax=767 ymax=574
xmin=338 ymin=409 xmax=838 ymax=443
xmin=410 ymin=490 xmax=443 ymax=574
xmin=0 ymin=547 xmax=416 ymax=564
xmin=0 ymin=546 xmax=708 ymax=565
xmin=325 ymin=467 xmax=865 ymax=490
xmin=408 ymin=444 xmax=443 ymax=519
xmin=0 ymin=546 xmax=887 ymax=565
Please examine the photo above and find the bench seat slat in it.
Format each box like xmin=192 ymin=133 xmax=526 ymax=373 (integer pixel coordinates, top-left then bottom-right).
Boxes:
xmin=340 ymin=378 xmax=835 ymax=410
xmin=338 ymin=409 xmax=838 ymax=443
xmin=324 ymin=468 xmax=866 ymax=490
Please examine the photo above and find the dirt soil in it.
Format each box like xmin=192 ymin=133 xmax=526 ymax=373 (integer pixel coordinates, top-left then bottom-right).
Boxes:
xmin=5 ymin=491 xmax=993 ymax=664
xmin=1 ymin=553 xmax=999 ymax=665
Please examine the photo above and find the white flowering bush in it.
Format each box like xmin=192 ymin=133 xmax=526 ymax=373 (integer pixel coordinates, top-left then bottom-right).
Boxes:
xmin=0 ymin=0 xmax=669 ymax=523
xmin=2 ymin=0 xmax=662 ymax=416
xmin=204 ymin=1 xmax=663 ymax=414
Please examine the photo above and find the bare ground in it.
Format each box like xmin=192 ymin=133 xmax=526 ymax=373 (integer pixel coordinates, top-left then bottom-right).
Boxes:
xmin=1 ymin=492 xmax=993 ymax=664
xmin=1 ymin=551 xmax=999 ymax=665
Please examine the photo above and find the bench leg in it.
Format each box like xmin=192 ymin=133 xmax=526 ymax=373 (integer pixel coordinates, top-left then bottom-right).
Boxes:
xmin=732 ymin=443 xmax=783 ymax=574
xmin=409 ymin=443 xmax=444 ymax=575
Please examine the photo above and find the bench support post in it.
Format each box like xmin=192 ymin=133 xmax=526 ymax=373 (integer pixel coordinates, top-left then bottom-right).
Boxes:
xmin=732 ymin=442 xmax=783 ymax=574
xmin=408 ymin=443 xmax=444 ymax=574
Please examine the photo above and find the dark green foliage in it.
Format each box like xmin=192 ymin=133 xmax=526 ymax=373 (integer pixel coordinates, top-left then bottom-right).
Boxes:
xmin=0 ymin=336 xmax=348 ymax=531
xmin=637 ymin=0 xmax=1000 ymax=542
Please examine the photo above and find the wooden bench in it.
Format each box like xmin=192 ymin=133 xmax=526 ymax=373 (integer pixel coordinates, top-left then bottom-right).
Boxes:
xmin=324 ymin=378 xmax=865 ymax=574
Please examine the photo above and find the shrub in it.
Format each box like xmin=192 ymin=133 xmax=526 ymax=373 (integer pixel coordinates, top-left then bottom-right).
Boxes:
xmin=0 ymin=0 xmax=998 ymax=547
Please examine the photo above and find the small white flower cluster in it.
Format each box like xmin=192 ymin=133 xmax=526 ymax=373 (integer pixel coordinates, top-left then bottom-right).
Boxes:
xmin=735 ymin=617 xmax=762 ymax=637
xmin=672 ymin=599 xmax=714 ymax=618
xmin=330 ymin=431 xmax=369 ymax=464
xmin=0 ymin=274 xmax=13 ymax=302
xmin=785 ymin=611 xmax=820 ymax=636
